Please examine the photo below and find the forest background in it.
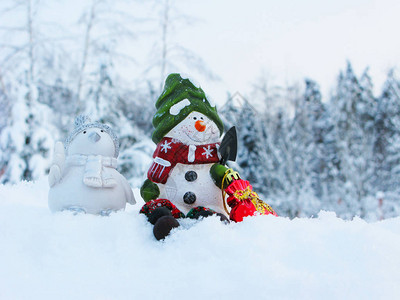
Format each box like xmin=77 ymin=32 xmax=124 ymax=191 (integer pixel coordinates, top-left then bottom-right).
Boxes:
xmin=1 ymin=0 xmax=400 ymax=221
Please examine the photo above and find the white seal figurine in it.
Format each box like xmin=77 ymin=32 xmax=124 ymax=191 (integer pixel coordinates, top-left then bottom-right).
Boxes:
xmin=48 ymin=116 xmax=135 ymax=215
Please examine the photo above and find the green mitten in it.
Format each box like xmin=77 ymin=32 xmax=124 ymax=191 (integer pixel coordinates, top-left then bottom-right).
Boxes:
xmin=140 ymin=179 xmax=160 ymax=202
xmin=210 ymin=163 xmax=240 ymax=190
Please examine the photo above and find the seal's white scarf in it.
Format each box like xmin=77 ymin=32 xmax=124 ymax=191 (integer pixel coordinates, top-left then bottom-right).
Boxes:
xmin=66 ymin=154 xmax=118 ymax=188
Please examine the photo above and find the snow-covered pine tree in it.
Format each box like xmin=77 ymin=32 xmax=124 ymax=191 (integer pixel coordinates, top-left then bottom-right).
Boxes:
xmin=375 ymin=70 xmax=400 ymax=190
xmin=37 ymin=77 xmax=77 ymax=139
xmin=0 ymin=81 xmax=59 ymax=183
xmin=235 ymin=100 xmax=268 ymax=195
xmin=265 ymin=106 xmax=304 ymax=217
xmin=356 ymin=69 xmax=381 ymax=219
xmin=264 ymin=109 xmax=289 ymax=196
xmin=373 ymin=69 xmax=400 ymax=218
xmin=330 ymin=63 xmax=377 ymax=218
xmin=303 ymin=79 xmax=324 ymax=196
xmin=279 ymin=81 xmax=323 ymax=217
xmin=0 ymin=0 xmax=58 ymax=183
xmin=0 ymin=87 xmax=10 ymax=147
xmin=219 ymin=92 xmax=242 ymax=130
xmin=302 ymin=79 xmax=340 ymax=212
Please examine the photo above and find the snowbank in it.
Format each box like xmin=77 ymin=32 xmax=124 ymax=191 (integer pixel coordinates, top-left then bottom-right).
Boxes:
xmin=1 ymin=179 xmax=399 ymax=299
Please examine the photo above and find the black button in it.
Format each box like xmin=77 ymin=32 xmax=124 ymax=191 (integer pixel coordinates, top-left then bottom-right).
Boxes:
xmin=185 ymin=171 xmax=197 ymax=182
xmin=183 ymin=191 xmax=196 ymax=204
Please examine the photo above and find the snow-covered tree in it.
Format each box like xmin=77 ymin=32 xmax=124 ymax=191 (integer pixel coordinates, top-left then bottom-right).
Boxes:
xmin=273 ymin=81 xmax=326 ymax=217
xmin=372 ymin=70 xmax=400 ymax=218
xmin=302 ymin=79 xmax=340 ymax=213
xmin=145 ymin=0 xmax=217 ymax=93
xmin=235 ymin=101 xmax=268 ymax=193
xmin=265 ymin=109 xmax=290 ymax=196
xmin=375 ymin=70 xmax=400 ymax=189
xmin=0 ymin=0 xmax=59 ymax=183
xmin=219 ymin=92 xmax=243 ymax=130
xmin=84 ymin=60 xmax=154 ymax=186
xmin=330 ymin=63 xmax=377 ymax=218
xmin=74 ymin=0 xmax=137 ymax=113
xmin=0 ymin=0 xmax=157 ymax=184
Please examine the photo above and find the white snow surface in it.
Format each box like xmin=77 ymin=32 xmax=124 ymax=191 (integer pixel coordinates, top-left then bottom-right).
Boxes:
xmin=1 ymin=179 xmax=400 ymax=300
xmin=169 ymin=98 xmax=191 ymax=115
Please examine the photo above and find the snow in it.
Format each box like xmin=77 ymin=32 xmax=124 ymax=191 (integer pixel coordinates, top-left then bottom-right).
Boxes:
xmin=1 ymin=179 xmax=400 ymax=299
xmin=204 ymin=94 xmax=216 ymax=108
xmin=169 ymin=98 xmax=191 ymax=115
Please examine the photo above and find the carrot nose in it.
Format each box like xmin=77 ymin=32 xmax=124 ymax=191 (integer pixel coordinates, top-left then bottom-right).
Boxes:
xmin=195 ymin=120 xmax=206 ymax=132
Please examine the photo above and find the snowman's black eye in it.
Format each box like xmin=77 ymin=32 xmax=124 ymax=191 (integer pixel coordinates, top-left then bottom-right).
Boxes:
xmin=201 ymin=117 xmax=204 ymax=120
xmin=193 ymin=117 xmax=197 ymax=120
xmin=101 ymin=130 xmax=104 ymax=133
xmin=83 ymin=131 xmax=87 ymax=134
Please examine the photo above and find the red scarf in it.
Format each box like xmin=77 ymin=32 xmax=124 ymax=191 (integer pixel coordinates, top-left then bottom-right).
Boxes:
xmin=147 ymin=137 xmax=220 ymax=184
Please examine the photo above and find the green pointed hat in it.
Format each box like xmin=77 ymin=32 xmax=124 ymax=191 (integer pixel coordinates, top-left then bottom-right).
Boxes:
xmin=152 ymin=73 xmax=224 ymax=144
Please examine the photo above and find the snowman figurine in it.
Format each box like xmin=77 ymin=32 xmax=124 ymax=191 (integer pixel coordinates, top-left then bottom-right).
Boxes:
xmin=140 ymin=74 xmax=277 ymax=240
xmin=48 ymin=116 xmax=135 ymax=215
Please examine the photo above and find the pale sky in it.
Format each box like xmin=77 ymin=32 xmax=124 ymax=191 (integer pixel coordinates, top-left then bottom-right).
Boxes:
xmin=2 ymin=0 xmax=399 ymax=106
xmin=171 ymin=0 xmax=400 ymax=104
